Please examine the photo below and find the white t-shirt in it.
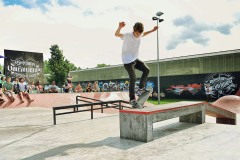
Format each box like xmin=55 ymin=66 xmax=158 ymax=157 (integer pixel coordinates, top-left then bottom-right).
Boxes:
xmin=19 ymin=83 xmax=27 ymax=92
xmin=121 ymin=32 xmax=142 ymax=64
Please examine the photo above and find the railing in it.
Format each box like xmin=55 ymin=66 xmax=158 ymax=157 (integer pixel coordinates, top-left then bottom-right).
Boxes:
xmin=53 ymin=96 xmax=130 ymax=125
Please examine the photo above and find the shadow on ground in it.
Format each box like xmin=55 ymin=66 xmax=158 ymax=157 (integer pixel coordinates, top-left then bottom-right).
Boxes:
xmin=22 ymin=122 xmax=198 ymax=160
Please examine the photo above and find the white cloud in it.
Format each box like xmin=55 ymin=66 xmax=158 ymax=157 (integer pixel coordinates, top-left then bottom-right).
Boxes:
xmin=167 ymin=15 xmax=234 ymax=50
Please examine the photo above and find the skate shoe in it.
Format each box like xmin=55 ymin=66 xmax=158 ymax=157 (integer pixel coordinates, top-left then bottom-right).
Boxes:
xmin=130 ymin=99 xmax=143 ymax=109
xmin=136 ymin=88 xmax=151 ymax=96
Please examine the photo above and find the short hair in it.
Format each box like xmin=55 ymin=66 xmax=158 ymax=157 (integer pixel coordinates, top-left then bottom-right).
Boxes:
xmin=133 ymin=22 xmax=144 ymax=33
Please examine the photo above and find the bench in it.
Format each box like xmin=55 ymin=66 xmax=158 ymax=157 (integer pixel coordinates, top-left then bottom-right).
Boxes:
xmin=119 ymin=102 xmax=206 ymax=142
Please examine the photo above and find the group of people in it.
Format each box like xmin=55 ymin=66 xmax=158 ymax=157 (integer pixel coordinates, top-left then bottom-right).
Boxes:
xmin=0 ymin=76 xmax=34 ymax=103
xmin=151 ymin=91 xmax=166 ymax=100
xmin=74 ymin=81 xmax=99 ymax=93
xmin=56 ymin=73 xmax=99 ymax=93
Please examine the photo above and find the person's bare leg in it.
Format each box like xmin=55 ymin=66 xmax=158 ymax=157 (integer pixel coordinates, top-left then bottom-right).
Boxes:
xmin=26 ymin=93 xmax=34 ymax=102
xmin=19 ymin=92 xmax=24 ymax=103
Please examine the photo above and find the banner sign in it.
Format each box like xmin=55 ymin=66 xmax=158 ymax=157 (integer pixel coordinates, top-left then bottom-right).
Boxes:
xmin=4 ymin=49 xmax=44 ymax=83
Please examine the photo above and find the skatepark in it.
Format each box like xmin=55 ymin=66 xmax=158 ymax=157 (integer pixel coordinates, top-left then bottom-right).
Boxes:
xmin=1 ymin=92 xmax=240 ymax=160
xmin=1 ymin=1 xmax=240 ymax=159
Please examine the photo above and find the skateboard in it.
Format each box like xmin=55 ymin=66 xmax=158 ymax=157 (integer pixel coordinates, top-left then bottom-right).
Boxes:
xmin=137 ymin=88 xmax=153 ymax=107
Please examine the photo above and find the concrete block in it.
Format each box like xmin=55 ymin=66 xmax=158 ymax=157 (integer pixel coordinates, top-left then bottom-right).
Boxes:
xmin=120 ymin=113 xmax=153 ymax=142
xmin=180 ymin=110 xmax=205 ymax=124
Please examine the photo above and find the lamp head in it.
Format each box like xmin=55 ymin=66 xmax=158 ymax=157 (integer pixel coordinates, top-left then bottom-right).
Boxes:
xmin=159 ymin=19 xmax=164 ymax=22
xmin=156 ymin=11 xmax=164 ymax=17
xmin=152 ymin=17 xmax=158 ymax=21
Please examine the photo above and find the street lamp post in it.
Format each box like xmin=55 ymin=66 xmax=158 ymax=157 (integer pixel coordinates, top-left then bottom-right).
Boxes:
xmin=152 ymin=12 xmax=164 ymax=104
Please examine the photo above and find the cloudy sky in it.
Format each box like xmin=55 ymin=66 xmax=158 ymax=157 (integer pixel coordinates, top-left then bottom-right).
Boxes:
xmin=0 ymin=0 xmax=239 ymax=69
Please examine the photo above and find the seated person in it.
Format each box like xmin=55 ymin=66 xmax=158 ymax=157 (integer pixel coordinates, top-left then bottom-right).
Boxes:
xmin=160 ymin=91 xmax=165 ymax=99
xmin=152 ymin=90 xmax=158 ymax=100
xmin=48 ymin=81 xmax=58 ymax=93
xmin=0 ymin=83 xmax=5 ymax=102
xmin=92 ymin=81 xmax=100 ymax=92
xmin=17 ymin=77 xmax=34 ymax=103
xmin=74 ymin=83 xmax=83 ymax=93
xmin=85 ymin=82 xmax=92 ymax=92
xmin=12 ymin=77 xmax=20 ymax=94
xmin=63 ymin=81 xmax=72 ymax=93
xmin=36 ymin=81 xmax=44 ymax=93
xmin=28 ymin=81 xmax=36 ymax=94
xmin=3 ymin=76 xmax=15 ymax=102
xmin=67 ymin=73 xmax=73 ymax=92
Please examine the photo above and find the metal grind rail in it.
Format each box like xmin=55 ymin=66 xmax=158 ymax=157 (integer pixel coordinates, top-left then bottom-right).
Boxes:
xmin=53 ymin=96 xmax=131 ymax=125
xmin=76 ymin=95 xmax=129 ymax=111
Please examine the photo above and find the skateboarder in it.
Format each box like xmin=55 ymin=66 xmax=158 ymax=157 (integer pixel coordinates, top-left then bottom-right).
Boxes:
xmin=115 ymin=21 xmax=158 ymax=108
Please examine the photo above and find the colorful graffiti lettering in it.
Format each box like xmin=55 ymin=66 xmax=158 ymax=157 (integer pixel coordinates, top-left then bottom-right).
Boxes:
xmin=166 ymin=83 xmax=202 ymax=95
xmin=78 ymin=80 xmax=154 ymax=92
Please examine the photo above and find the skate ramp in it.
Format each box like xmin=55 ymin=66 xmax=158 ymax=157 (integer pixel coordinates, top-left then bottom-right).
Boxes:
xmin=0 ymin=92 xmax=131 ymax=109
xmin=205 ymin=95 xmax=240 ymax=124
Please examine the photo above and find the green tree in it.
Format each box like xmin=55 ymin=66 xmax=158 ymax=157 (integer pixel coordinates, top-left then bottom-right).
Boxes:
xmin=43 ymin=60 xmax=50 ymax=74
xmin=0 ymin=64 xmax=3 ymax=73
xmin=66 ymin=60 xmax=80 ymax=71
xmin=44 ymin=59 xmax=80 ymax=74
xmin=48 ymin=45 xmax=70 ymax=86
xmin=96 ymin=63 xmax=110 ymax=68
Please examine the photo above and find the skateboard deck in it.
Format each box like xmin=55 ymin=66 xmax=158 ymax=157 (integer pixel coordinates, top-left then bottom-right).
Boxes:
xmin=137 ymin=88 xmax=153 ymax=106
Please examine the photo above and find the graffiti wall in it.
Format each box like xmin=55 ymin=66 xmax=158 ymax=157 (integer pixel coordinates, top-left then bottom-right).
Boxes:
xmin=161 ymin=72 xmax=240 ymax=100
xmin=77 ymin=71 xmax=240 ymax=100
xmin=4 ymin=49 xmax=44 ymax=83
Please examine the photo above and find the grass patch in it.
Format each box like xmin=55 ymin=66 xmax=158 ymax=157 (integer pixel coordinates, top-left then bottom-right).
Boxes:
xmin=147 ymin=98 xmax=202 ymax=105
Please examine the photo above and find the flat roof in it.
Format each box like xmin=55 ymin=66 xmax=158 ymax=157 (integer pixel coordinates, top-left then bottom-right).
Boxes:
xmin=71 ymin=48 xmax=240 ymax=72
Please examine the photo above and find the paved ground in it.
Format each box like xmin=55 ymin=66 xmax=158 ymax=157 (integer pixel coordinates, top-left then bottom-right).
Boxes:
xmin=1 ymin=107 xmax=240 ymax=160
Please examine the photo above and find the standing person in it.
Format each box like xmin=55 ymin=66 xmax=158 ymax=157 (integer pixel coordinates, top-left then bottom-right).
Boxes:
xmin=17 ymin=77 xmax=34 ymax=103
xmin=3 ymin=76 xmax=15 ymax=102
xmin=205 ymin=83 xmax=213 ymax=102
xmin=115 ymin=21 xmax=158 ymax=108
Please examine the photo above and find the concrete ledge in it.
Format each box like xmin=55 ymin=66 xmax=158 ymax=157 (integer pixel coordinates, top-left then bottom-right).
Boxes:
xmin=120 ymin=102 xmax=206 ymax=142
xmin=119 ymin=100 xmax=240 ymax=142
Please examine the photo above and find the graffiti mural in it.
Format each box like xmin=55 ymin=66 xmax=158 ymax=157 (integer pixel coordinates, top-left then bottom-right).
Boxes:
xmin=161 ymin=72 xmax=240 ymax=100
xmin=204 ymin=73 xmax=238 ymax=98
xmin=166 ymin=84 xmax=202 ymax=95
xmin=74 ymin=71 xmax=239 ymax=100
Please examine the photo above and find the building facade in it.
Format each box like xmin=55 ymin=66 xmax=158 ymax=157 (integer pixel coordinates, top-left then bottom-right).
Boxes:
xmin=70 ymin=49 xmax=240 ymax=100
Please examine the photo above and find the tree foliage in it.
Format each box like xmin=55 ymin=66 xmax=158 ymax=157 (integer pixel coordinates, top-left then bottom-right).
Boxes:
xmin=96 ymin=63 xmax=110 ymax=68
xmin=0 ymin=64 xmax=3 ymax=73
xmin=47 ymin=45 xmax=73 ymax=86
xmin=43 ymin=60 xmax=50 ymax=74
xmin=46 ymin=45 xmax=81 ymax=86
